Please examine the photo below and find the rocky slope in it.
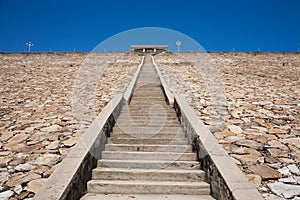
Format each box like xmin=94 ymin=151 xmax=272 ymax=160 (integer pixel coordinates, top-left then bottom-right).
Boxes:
xmin=0 ymin=52 xmax=140 ymax=199
xmin=155 ymin=52 xmax=300 ymax=200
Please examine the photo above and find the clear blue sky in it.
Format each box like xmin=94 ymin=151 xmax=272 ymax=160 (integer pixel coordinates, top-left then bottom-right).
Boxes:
xmin=1 ymin=0 xmax=300 ymax=52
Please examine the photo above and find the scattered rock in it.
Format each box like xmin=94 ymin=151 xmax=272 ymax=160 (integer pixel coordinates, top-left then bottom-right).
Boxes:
xmin=267 ymin=140 xmax=287 ymax=150
xmin=0 ymin=157 xmax=13 ymax=168
xmin=0 ymin=171 xmax=9 ymax=184
xmin=278 ymin=177 xmax=297 ymax=183
xmin=27 ymin=178 xmax=47 ymax=193
xmin=283 ymin=138 xmax=300 ymax=149
xmin=227 ymin=125 xmax=243 ymax=134
xmin=33 ymin=153 xmax=61 ymax=167
xmin=15 ymin=163 xmax=36 ymax=172
xmin=7 ymin=132 xmax=30 ymax=144
xmin=287 ymin=164 xmax=300 ymax=176
xmin=5 ymin=172 xmax=41 ymax=187
xmin=246 ymin=174 xmax=261 ymax=187
xmin=62 ymin=136 xmax=78 ymax=147
xmin=262 ymin=193 xmax=284 ymax=200
xmin=249 ymin=165 xmax=282 ymax=180
xmin=0 ymin=190 xmax=14 ymax=199
xmin=267 ymin=163 xmax=282 ymax=169
xmin=267 ymin=182 xmax=300 ymax=199
xmin=235 ymin=139 xmax=263 ymax=150
xmin=14 ymin=184 xmax=22 ymax=194
xmin=268 ymin=128 xmax=288 ymax=134
xmin=231 ymin=154 xmax=264 ymax=165
xmin=45 ymin=140 xmax=60 ymax=150
xmin=215 ymin=129 xmax=236 ymax=138
xmin=267 ymin=148 xmax=289 ymax=158
xmin=40 ymin=125 xmax=61 ymax=132
xmin=278 ymin=167 xmax=292 ymax=176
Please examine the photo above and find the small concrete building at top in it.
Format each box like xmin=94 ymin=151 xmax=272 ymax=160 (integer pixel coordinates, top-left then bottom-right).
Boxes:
xmin=131 ymin=45 xmax=168 ymax=53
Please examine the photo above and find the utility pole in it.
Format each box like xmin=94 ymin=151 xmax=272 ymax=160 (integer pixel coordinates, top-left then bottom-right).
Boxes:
xmin=26 ymin=42 xmax=34 ymax=52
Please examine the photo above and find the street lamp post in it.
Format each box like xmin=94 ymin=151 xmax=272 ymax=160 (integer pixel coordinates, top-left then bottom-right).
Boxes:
xmin=176 ymin=41 xmax=181 ymax=52
xmin=26 ymin=42 xmax=34 ymax=52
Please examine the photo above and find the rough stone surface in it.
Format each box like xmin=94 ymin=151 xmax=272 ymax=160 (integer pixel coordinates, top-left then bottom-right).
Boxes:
xmin=267 ymin=182 xmax=300 ymax=199
xmin=0 ymin=190 xmax=14 ymax=199
xmin=0 ymin=52 xmax=140 ymax=199
xmin=287 ymin=164 xmax=300 ymax=176
xmin=15 ymin=164 xmax=36 ymax=172
xmin=26 ymin=179 xmax=47 ymax=193
xmin=33 ymin=153 xmax=61 ymax=167
xmin=235 ymin=139 xmax=263 ymax=150
xmin=249 ymin=165 xmax=282 ymax=180
xmin=156 ymin=52 xmax=300 ymax=199
xmin=246 ymin=174 xmax=262 ymax=188
xmin=227 ymin=125 xmax=243 ymax=134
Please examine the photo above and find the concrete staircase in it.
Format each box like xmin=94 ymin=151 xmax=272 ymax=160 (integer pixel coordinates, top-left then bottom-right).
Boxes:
xmin=81 ymin=56 xmax=214 ymax=199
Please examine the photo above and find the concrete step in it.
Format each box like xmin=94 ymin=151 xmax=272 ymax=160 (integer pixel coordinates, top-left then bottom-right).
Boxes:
xmin=81 ymin=194 xmax=215 ymax=200
xmin=112 ymin=126 xmax=185 ymax=134
xmin=116 ymin=118 xmax=179 ymax=123
xmin=113 ymin=123 xmax=181 ymax=128
xmin=118 ymin=111 xmax=176 ymax=115
xmin=119 ymin=113 xmax=178 ymax=122
xmin=121 ymin=109 xmax=175 ymax=114
xmin=113 ymin=124 xmax=181 ymax=129
xmin=128 ymin=106 xmax=173 ymax=110
xmin=87 ymin=180 xmax=211 ymax=195
xmin=117 ymin=117 xmax=177 ymax=121
xmin=121 ymin=107 xmax=175 ymax=111
xmin=108 ymin=138 xmax=188 ymax=145
xmin=92 ymin=168 xmax=205 ymax=182
xmin=129 ymin=98 xmax=166 ymax=100
xmin=97 ymin=160 xmax=201 ymax=170
xmin=129 ymin=101 xmax=171 ymax=108
xmin=131 ymin=97 xmax=165 ymax=100
xmin=129 ymin=102 xmax=168 ymax=106
xmin=110 ymin=133 xmax=185 ymax=140
xmin=104 ymin=144 xmax=193 ymax=153
xmin=101 ymin=151 xmax=197 ymax=161
xmin=133 ymin=92 xmax=164 ymax=95
xmin=113 ymin=124 xmax=182 ymax=129
xmin=115 ymin=122 xmax=181 ymax=128
xmin=117 ymin=116 xmax=178 ymax=120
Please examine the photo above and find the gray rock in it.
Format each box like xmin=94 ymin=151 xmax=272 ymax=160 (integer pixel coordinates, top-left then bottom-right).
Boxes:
xmin=278 ymin=167 xmax=292 ymax=176
xmin=0 ymin=190 xmax=14 ymax=199
xmin=278 ymin=177 xmax=297 ymax=183
xmin=15 ymin=153 xmax=29 ymax=159
xmin=227 ymin=124 xmax=243 ymax=134
xmin=288 ymin=164 xmax=300 ymax=176
xmin=33 ymin=153 xmax=61 ymax=167
xmin=15 ymin=163 xmax=36 ymax=171
xmin=262 ymin=193 xmax=284 ymax=200
xmin=294 ymin=176 xmax=300 ymax=184
xmin=40 ymin=124 xmax=61 ymax=132
xmin=267 ymin=163 xmax=282 ymax=169
xmin=267 ymin=182 xmax=300 ymax=199
xmin=13 ymin=184 xmax=22 ymax=194
xmin=0 ymin=172 xmax=9 ymax=184
xmin=235 ymin=139 xmax=263 ymax=150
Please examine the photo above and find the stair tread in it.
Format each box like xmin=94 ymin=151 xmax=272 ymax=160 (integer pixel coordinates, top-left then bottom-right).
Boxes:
xmin=88 ymin=180 xmax=210 ymax=187
xmin=105 ymin=144 xmax=191 ymax=147
xmin=93 ymin=168 xmax=204 ymax=174
xmin=97 ymin=160 xmax=201 ymax=170
xmin=81 ymin=194 xmax=215 ymax=200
